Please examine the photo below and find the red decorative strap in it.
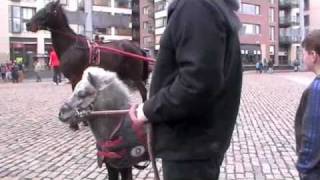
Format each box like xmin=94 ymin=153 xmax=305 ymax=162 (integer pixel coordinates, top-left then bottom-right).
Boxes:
xmin=97 ymin=137 xmax=124 ymax=148
xmin=97 ymin=150 xmax=126 ymax=159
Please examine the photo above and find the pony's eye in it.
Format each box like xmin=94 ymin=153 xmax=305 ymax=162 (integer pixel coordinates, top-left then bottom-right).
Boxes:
xmin=78 ymin=91 xmax=86 ymax=98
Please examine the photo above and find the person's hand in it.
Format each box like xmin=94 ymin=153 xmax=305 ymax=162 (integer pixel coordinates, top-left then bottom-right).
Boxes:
xmin=129 ymin=103 xmax=148 ymax=123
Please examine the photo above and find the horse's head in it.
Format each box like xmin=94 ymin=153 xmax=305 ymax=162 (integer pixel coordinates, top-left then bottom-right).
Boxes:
xmin=26 ymin=0 xmax=66 ymax=32
xmin=59 ymin=67 xmax=128 ymax=124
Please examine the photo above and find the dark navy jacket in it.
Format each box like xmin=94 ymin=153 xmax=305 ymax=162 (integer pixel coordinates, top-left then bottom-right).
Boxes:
xmin=143 ymin=0 xmax=242 ymax=160
xmin=295 ymin=76 xmax=320 ymax=179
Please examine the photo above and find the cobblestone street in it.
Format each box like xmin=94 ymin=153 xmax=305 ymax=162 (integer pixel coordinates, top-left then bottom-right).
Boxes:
xmin=0 ymin=72 xmax=316 ymax=180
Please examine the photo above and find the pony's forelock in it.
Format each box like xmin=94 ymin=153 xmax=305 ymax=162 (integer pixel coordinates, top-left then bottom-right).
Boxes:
xmin=82 ymin=67 xmax=130 ymax=96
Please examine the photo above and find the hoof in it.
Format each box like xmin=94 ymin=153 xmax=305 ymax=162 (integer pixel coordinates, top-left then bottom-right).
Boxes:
xmin=82 ymin=121 xmax=89 ymax=126
xmin=69 ymin=123 xmax=79 ymax=131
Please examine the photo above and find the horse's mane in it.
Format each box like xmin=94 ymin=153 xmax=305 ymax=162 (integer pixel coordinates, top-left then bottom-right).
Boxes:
xmin=55 ymin=3 xmax=76 ymax=34
xmin=82 ymin=67 xmax=130 ymax=96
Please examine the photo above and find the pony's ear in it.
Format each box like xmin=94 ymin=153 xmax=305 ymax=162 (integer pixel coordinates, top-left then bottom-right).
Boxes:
xmin=87 ymin=72 xmax=98 ymax=88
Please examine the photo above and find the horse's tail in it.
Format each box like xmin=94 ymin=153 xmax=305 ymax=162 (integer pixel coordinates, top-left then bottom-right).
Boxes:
xmin=141 ymin=50 xmax=150 ymax=83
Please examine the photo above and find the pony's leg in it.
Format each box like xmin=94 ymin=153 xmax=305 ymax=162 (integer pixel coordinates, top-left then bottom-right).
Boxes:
xmin=120 ymin=167 xmax=132 ymax=180
xmin=106 ymin=163 xmax=119 ymax=180
xmin=69 ymin=79 xmax=81 ymax=131
xmin=134 ymin=81 xmax=147 ymax=102
xmin=69 ymin=122 xmax=79 ymax=131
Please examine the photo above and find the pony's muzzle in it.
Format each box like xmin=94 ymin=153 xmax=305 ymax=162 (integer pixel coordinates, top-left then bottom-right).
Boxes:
xmin=58 ymin=104 xmax=72 ymax=122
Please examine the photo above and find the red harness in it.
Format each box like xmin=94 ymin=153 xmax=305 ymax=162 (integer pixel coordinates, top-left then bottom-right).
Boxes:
xmin=87 ymin=40 xmax=101 ymax=65
xmin=86 ymin=39 xmax=156 ymax=66
xmin=94 ymin=106 xmax=148 ymax=169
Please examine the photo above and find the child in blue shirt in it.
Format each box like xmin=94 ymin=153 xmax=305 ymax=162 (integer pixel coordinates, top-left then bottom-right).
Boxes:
xmin=295 ymin=30 xmax=320 ymax=179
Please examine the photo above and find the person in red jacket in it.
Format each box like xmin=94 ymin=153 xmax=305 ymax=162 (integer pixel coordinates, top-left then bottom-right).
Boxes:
xmin=49 ymin=48 xmax=61 ymax=85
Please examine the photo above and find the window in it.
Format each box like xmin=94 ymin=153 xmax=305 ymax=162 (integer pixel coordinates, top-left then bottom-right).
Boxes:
xmin=9 ymin=6 xmax=35 ymax=33
xmin=269 ymin=8 xmax=275 ymax=23
xmin=155 ymin=17 xmax=166 ymax=28
xmin=44 ymin=0 xmax=67 ymax=5
xmin=95 ymin=27 xmax=111 ymax=35
xmin=60 ymin=0 xmax=67 ymax=5
xmin=115 ymin=27 xmax=131 ymax=36
xmin=240 ymin=3 xmax=260 ymax=15
xmin=155 ymin=35 xmax=161 ymax=45
xmin=304 ymin=15 xmax=310 ymax=26
xmin=143 ymin=7 xmax=149 ymax=15
xmin=70 ymin=24 xmax=85 ymax=34
xmin=143 ymin=21 xmax=148 ymax=30
xmin=143 ymin=36 xmax=152 ymax=46
xmin=155 ymin=1 xmax=166 ymax=12
xmin=269 ymin=26 xmax=275 ymax=41
xmin=304 ymin=0 xmax=309 ymax=10
xmin=115 ymin=0 xmax=130 ymax=8
xmin=241 ymin=24 xmax=260 ymax=35
xmin=11 ymin=6 xmax=21 ymax=33
xmin=21 ymin=7 xmax=36 ymax=32
xmin=93 ymin=0 xmax=111 ymax=6
xmin=269 ymin=46 xmax=275 ymax=55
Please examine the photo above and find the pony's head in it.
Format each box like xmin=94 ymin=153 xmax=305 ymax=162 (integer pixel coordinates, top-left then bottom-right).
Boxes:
xmin=59 ymin=67 xmax=130 ymax=124
xmin=26 ymin=0 xmax=67 ymax=32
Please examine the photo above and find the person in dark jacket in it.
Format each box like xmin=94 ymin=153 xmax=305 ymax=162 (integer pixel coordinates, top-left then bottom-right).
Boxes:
xmin=295 ymin=30 xmax=320 ymax=180
xmin=132 ymin=0 xmax=242 ymax=179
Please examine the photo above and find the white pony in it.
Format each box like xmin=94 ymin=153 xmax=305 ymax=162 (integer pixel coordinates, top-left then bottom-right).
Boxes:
xmin=59 ymin=67 xmax=148 ymax=180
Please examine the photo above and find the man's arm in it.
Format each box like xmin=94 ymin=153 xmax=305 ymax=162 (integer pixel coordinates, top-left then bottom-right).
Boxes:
xmin=143 ymin=0 xmax=227 ymax=123
xmin=297 ymin=80 xmax=320 ymax=176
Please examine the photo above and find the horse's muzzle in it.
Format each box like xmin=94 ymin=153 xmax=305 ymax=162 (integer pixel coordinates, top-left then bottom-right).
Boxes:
xmin=26 ymin=22 xmax=39 ymax=32
xmin=26 ymin=22 xmax=32 ymax=31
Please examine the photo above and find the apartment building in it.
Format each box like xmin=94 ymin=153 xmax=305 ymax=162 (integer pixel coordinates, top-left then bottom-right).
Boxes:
xmin=140 ymin=0 xmax=155 ymax=55
xmin=1 ymin=0 xmax=134 ymax=68
xmin=153 ymin=0 xmax=168 ymax=52
xmin=237 ymin=0 xmax=279 ymax=67
xmin=151 ymin=0 xmax=279 ymax=67
xmin=278 ymin=0 xmax=301 ymax=65
xmin=301 ymin=0 xmax=320 ymax=38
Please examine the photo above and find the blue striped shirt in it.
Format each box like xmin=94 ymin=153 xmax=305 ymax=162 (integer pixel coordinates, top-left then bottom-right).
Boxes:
xmin=297 ymin=78 xmax=320 ymax=175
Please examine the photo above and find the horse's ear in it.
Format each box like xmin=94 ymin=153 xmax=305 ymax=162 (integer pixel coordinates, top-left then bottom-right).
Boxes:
xmin=52 ymin=0 xmax=60 ymax=9
xmin=87 ymin=72 xmax=98 ymax=88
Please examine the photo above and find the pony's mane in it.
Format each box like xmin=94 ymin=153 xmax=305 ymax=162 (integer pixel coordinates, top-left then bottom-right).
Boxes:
xmin=82 ymin=67 xmax=130 ymax=96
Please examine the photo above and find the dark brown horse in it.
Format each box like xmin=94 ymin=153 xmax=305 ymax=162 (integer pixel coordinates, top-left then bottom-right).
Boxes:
xmin=26 ymin=1 xmax=149 ymax=130
xmin=26 ymin=1 xmax=149 ymax=96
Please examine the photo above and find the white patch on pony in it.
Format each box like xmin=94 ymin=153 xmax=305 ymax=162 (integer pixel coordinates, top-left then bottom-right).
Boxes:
xmin=82 ymin=67 xmax=130 ymax=96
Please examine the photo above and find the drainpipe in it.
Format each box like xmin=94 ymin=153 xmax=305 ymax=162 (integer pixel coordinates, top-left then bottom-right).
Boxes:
xmin=299 ymin=0 xmax=305 ymax=70
xmin=84 ymin=0 xmax=93 ymax=39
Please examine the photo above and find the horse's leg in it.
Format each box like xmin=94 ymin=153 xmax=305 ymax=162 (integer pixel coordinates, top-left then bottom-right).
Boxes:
xmin=106 ymin=163 xmax=119 ymax=180
xmin=120 ymin=167 xmax=132 ymax=180
xmin=134 ymin=81 xmax=147 ymax=102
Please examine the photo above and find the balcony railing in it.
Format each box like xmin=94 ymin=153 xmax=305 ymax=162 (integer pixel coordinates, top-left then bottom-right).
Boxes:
xmin=279 ymin=35 xmax=301 ymax=45
xmin=279 ymin=16 xmax=300 ymax=27
xmin=279 ymin=0 xmax=299 ymax=9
